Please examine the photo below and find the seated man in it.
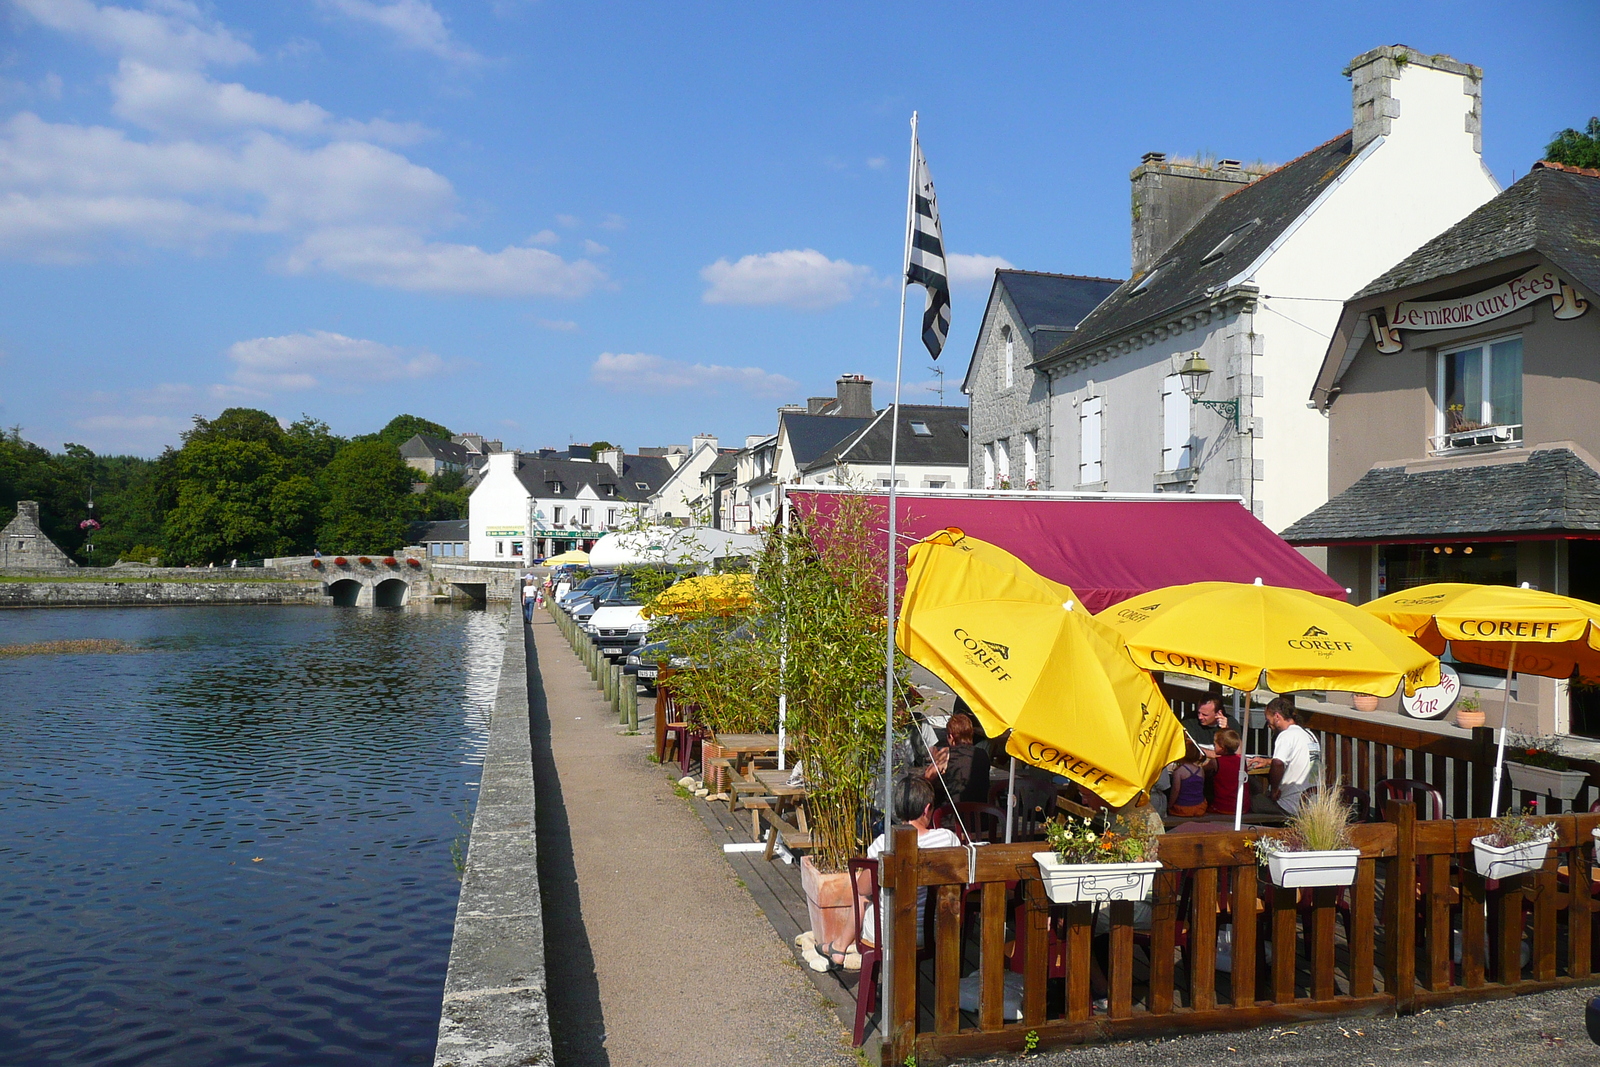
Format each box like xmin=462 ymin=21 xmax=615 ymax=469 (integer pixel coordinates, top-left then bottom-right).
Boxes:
xmin=1185 ymin=697 xmax=1231 ymax=757
xmin=1249 ymin=698 xmax=1321 ymax=816
xmin=854 ymin=776 xmax=960 ymax=958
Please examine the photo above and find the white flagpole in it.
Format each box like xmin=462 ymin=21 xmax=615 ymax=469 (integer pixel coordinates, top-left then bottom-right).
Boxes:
xmin=778 ymin=485 xmax=789 ymax=770
xmin=880 ymin=110 xmax=918 ymax=1037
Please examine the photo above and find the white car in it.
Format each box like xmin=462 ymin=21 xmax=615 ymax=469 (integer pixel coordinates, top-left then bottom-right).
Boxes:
xmin=588 ymin=603 xmax=651 ymax=660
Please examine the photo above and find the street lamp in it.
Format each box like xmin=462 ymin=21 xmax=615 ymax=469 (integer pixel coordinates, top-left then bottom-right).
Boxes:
xmin=1177 ymin=352 xmax=1243 ymax=432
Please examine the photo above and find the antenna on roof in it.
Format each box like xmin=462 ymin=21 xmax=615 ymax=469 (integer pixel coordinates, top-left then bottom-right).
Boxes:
xmin=928 ymin=364 xmax=945 ymax=405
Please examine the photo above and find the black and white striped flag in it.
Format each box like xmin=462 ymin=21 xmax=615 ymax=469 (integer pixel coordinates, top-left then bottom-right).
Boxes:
xmin=906 ymin=136 xmax=950 ymax=359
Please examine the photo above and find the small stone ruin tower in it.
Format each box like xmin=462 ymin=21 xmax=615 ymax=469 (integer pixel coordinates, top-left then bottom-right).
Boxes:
xmin=1 ymin=501 xmax=77 ymax=568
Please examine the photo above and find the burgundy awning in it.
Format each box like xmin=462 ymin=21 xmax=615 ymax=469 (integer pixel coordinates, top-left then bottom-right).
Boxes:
xmin=788 ymin=490 xmax=1346 ymax=613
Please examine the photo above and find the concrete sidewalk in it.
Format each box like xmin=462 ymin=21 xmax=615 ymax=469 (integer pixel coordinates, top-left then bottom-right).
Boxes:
xmin=525 ymin=611 xmax=854 ymax=1067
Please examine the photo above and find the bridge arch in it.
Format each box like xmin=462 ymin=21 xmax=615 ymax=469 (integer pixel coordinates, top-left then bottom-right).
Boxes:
xmin=373 ymin=577 xmax=409 ymax=608
xmin=327 ymin=578 xmax=362 ymax=606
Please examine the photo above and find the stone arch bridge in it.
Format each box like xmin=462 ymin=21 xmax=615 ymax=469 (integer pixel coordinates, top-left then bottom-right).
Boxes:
xmin=266 ymin=553 xmax=526 ymax=607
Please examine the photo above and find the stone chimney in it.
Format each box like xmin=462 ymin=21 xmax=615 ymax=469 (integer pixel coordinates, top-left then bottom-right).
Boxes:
xmin=807 ymin=396 xmax=836 ymax=415
xmin=834 ymin=374 xmax=874 ymax=418
xmin=596 ymin=447 xmax=623 ymax=474
xmin=692 ymin=433 xmax=718 ymax=453
xmin=1130 ymin=152 xmax=1258 ymax=275
xmin=1348 ymin=44 xmax=1483 ymax=155
xmin=745 ymin=434 xmax=767 ymax=449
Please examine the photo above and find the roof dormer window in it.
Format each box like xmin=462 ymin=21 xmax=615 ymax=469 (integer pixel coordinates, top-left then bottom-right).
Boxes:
xmin=635 ymin=481 xmax=649 ymax=490
xmin=1129 ymin=266 xmax=1163 ymax=296
xmin=909 ymin=420 xmax=932 ymax=437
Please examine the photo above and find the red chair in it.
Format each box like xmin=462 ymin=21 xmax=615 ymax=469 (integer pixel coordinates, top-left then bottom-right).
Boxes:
xmin=1376 ymin=778 xmax=1446 ymax=820
xmin=848 ymin=858 xmax=884 ymax=1046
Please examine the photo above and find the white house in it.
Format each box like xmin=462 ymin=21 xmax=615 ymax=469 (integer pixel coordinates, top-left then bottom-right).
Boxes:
xmin=467 ymin=449 xmax=675 ymax=561
xmin=728 ymin=375 xmax=877 ymax=531
xmin=646 ymin=434 xmax=738 ymax=526
xmin=1029 ymin=44 xmax=1500 ymax=546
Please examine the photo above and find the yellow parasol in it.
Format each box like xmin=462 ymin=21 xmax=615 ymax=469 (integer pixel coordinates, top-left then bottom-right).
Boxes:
xmin=543 ymin=550 xmax=590 ymax=567
xmin=1096 ymin=581 xmax=1441 ymax=697
xmin=642 ymin=573 xmax=755 ymax=618
xmin=1363 ymin=582 xmax=1600 ymax=813
xmin=896 ymin=528 xmax=1187 ymax=806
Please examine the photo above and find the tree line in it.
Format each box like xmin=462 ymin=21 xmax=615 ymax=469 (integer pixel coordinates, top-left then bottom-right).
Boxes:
xmin=1 ymin=410 xmax=468 ymax=566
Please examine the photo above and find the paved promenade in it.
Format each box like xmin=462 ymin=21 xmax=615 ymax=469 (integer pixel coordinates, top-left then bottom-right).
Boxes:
xmin=525 ymin=610 xmax=853 ymax=1067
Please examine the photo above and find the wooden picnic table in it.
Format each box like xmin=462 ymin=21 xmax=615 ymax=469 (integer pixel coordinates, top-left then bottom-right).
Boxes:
xmin=711 ymin=733 xmax=788 ymax=777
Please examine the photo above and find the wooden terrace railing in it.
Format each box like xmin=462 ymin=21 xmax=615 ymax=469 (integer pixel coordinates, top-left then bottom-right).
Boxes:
xmin=878 ymin=807 xmax=1600 ymax=1063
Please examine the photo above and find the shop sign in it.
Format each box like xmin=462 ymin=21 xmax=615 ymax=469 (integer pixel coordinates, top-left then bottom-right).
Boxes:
xmin=1372 ymin=268 xmax=1589 ymax=353
xmin=485 ymin=527 xmax=524 ymax=537
xmin=1401 ymin=663 xmax=1460 ymax=720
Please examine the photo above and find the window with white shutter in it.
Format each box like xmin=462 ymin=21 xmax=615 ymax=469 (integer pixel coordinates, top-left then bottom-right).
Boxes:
xmin=982 ymin=443 xmax=996 ymax=488
xmin=1079 ymin=397 xmax=1102 ymax=484
xmin=995 ymin=438 xmax=1010 ymax=485
xmin=1161 ymin=375 xmax=1192 ymax=472
xmin=1023 ymin=432 xmax=1038 ymax=484
xmin=1002 ymin=328 xmax=1015 ymax=389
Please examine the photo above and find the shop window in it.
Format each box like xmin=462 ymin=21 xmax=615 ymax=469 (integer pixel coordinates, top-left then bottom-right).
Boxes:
xmin=1436 ymin=336 xmax=1522 ymax=449
xmin=1079 ymin=397 xmax=1102 ymax=483
xmin=511 ymin=541 xmax=524 ymax=557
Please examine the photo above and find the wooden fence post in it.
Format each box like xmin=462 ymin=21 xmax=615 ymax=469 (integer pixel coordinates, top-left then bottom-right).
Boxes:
xmin=887 ymin=825 xmax=920 ymax=1066
xmin=1471 ymin=726 xmax=1495 ymax=818
xmin=1382 ymin=799 xmax=1418 ymax=1011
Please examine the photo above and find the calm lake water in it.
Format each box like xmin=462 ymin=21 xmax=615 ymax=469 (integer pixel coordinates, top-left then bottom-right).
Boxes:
xmin=0 ymin=605 xmax=507 ymax=1067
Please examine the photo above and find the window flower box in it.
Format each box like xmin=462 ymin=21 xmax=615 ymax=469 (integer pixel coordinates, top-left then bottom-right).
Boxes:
xmin=1032 ymin=855 xmax=1162 ymax=904
xmin=1471 ymin=835 xmax=1551 ymax=880
xmin=1505 ymin=761 xmax=1589 ymax=801
xmin=1263 ymin=848 xmax=1360 ymax=889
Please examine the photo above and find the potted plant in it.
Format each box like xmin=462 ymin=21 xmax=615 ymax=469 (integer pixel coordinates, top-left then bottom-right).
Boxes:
xmin=1255 ymin=787 xmax=1360 ymax=888
xmin=1505 ymin=743 xmax=1589 ymax=801
xmin=333 ymin=557 xmax=348 ymax=567
xmin=1455 ymin=692 xmax=1485 ymax=730
xmin=382 ymin=556 xmax=398 ymax=566
xmin=1472 ymin=809 xmax=1555 ymax=879
xmin=1352 ymin=694 xmax=1380 ymax=712
xmin=310 ymin=558 xmax=323 ymax=569
xmin=1033 ymin=813 xmax=1162 ymax=903
xmin=406 ymin=558 xmax=422 ymax=568
xmin=358 ymin=556 xmax=373 ymax=566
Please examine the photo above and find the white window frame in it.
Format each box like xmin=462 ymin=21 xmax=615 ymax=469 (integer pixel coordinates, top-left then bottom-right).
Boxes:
xmin=995 ymin=437 xmax=1010 ymax=485
xmin=1435 ymin=332 xmax=1524 ymax=440
xmin=552 ymin=505 xmax=566 ymax=525
xmin=1023 ymin=431 xmax=1038 ymax=484
xmin=983 ymin=443 xmax=996 ymax=489
xmin=1079 ymin=396 xmax=1103 ymax=484
xmin=580 ymin=506 xmax=592 ymax=526
xmin=607 ymin=507 xmax=618 ymax=527
xmin=1161 ymin=374 xmax=1192 ymax=472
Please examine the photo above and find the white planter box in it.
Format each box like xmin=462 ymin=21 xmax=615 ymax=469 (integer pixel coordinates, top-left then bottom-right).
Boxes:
xmin=1471 ymin=835 xmax=1552 ymax=879
xmin=1032 ymin=855 xmax=1161 ymax=904
xmin=1265 ymin=848 xmax=1360 ymax=888
xmin=1505 ymin=762 xmax=1589 ymax=801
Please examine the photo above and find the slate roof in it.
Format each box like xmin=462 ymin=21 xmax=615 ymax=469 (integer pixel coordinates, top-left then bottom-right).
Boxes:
xmin=962 ymin=271 xmax=1122 ymax=392
xmin=1353 ymin=162 xmax=1600 ymax=302
xmin=1045 ymin=132 xmax=1359 ymax=363
xmin=1280 ymin=448 xmax=1600 ymax=545
xmin=399 ymin=433 xmax=470 ymax=465
xmin=513 ymin=453 xmax=673 ymax=502
xmin=408 ymin=519 xmax=469 ymax=542
xmin=780 ymin=412 xmax=872 ymax=466
xmin=801 ymin=404 xmax=970 ymax=471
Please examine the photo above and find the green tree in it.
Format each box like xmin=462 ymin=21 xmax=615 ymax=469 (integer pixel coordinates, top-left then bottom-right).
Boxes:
xmin=316 ymin=438 xmax=417 ymax=553
xmin=589 ymin=440 xmax=616 ymax=459
xmin=1544 ymin=118 xmax=1600 ymax=169
xmin=282 ymin=415 xmax=345 ymax=472
xmin=367 ymin=414 xmax=453 ymax=448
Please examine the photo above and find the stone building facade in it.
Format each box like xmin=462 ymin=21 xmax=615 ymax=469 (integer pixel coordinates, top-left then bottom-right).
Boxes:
xmin=0 ymin=501 xmax=76 ymax=569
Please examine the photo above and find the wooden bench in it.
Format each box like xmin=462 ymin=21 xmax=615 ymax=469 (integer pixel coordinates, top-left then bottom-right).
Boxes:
xmin=759 ymin=806 xmax=813 ymax=861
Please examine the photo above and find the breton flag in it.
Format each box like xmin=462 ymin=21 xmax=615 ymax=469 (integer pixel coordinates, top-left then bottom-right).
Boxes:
xmin=907 ymin=136 xmax=950 ymax=359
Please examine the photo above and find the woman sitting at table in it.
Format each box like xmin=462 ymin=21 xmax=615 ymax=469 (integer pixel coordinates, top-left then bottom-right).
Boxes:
xmin=922 ymin=711 xmax=989 ymax=804
xmin=850 ymin=776 xmax=960 ymax=963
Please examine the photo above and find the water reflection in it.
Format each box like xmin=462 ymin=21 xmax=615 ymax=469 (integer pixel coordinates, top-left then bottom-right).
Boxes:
xmin=0 ymin=605 xmax=506 ymax=1067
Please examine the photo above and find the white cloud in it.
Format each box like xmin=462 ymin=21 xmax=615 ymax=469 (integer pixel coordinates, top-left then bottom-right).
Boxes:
xmin=283 ymin=228 xmax=607 ymax=298
xmin=226 ymin=330 xmax=444 ymax=391
xmin=599 ymin=213 xmax=626 ymax=231
xmin=554 ymin=213 xmax=581 ymax=228
xmin=74 ymin=412 xmax=190 ymax=435
xmin=321 ymin=0 xmax=479 ymax=62
xmin=110 ymin=61 xmax=427 ymax=143
xmin=590 ymin=352 xmax=797 ymax=397
xmin=945 ymin=253 xmax=1013 ymax=288
xmin=14 ymin=0 xmax=257 ymax=69
xmin=526 ymin=229 xmax=559 ymax=245
xmin=867 ymin=156 xmax=887 ymax=170
xmin=582 ymin=239 xmax=608 ymax=256
xmin=537 ymin=318 xmax=578 ymax=331
xmin=700 ymin=248 xmax=873 ymax=310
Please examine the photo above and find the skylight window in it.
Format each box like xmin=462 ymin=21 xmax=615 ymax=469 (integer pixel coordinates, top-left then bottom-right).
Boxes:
xmin=960 ymin=423 xmax=969 ymax=436
xmin=1129 ymin=266 xmax=1163 ymax=295
xmin=1202 ymin=219 xmax=1260 ymax=262
xmin=909 ymin=420 xmax=932 ymax=437
xmin=635 ymin=482 xmax=650 ymax=490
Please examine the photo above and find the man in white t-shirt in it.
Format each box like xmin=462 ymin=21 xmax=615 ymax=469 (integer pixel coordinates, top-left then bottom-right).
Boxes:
xmin=852 ymin=777 xmax=960 ymax=960
xmin=1250 ymin=697 xmax=1321 ymax=815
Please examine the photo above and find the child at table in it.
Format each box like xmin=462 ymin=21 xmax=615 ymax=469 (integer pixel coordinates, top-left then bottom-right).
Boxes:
xmin=1166 ymin=738 xmax=1210 ymax=818
xmin=1207 ymin=729 xmax=1248 ymax=817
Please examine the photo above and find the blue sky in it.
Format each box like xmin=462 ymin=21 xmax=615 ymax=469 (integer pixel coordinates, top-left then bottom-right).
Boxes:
xmin=2 ymin=1 xmax=1595 ymax=457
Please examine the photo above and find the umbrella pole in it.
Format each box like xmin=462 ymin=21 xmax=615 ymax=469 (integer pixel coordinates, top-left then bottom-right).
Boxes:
xmin=1232 ymin=689 xmax=1247 ymax=832
xmin=1489 ymin=641 xmax=1518 ymax=817
xmin=1006 ymin=756 xmax=1016 ymax=844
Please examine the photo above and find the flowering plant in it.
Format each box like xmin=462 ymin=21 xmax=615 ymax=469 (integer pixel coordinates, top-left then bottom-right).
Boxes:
xmin=358 ymin=556 xmax=372 ymax=565
xmin=406 ymin=558 xmax=422 ymax=568
xmin=334 ymin=557 xmax=348 ymax=566
xmin=78 ymin=518 xmax=101 ymax=530
xmin=1510 ymin=742 xmax=1570 ymax=771
xmin=1025 ymin=479 xmax=1040 ymax=491
xmin=382 ymin=557 xmax=398 ymax=566
xmin=1045 ymin=814 xmax=1158 ymax=865
xmin=310 ymin=559 xmax=323 ymax=569
xmin=1480 ymin=808 xmax=1555 ymax=849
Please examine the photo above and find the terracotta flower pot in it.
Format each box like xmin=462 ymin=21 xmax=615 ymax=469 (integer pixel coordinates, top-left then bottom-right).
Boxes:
xmin=1455 ymin=707 xmax=1486 ymax=730
xmin=800 ymin=855 xmax=859 ymax=957
xmin=1352 ymin=694 xmax=1380 ymax=713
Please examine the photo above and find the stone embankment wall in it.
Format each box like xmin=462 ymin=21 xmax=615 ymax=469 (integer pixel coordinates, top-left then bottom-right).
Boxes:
xmin=0 ymin=572 xmax=326 ymax=608
xmin=434 ymin=619 xmax=552 ymax=1066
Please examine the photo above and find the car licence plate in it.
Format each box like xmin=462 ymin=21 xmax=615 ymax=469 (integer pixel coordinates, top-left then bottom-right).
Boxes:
xmin=638 ymin=668 xmax=657 ymax=679
xmin=603 ymin=647 xmax=623 ymax=655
